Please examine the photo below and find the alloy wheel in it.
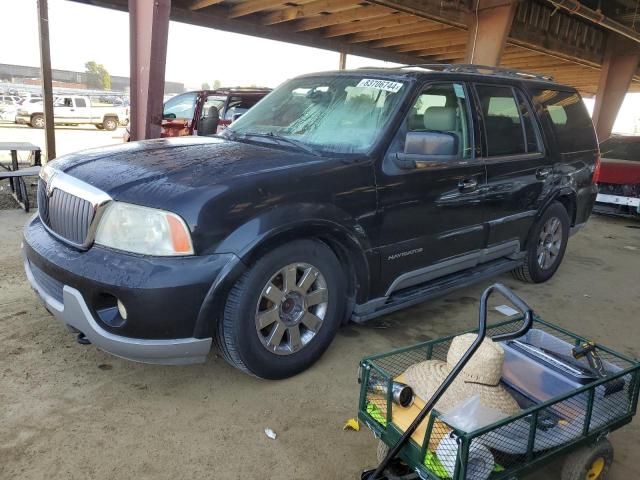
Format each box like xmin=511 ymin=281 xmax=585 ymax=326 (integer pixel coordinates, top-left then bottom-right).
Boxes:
xmin=255 ymin=262 xmax=328 ymax=355
xmin=537 ymin=216 xmax=563 ymax=270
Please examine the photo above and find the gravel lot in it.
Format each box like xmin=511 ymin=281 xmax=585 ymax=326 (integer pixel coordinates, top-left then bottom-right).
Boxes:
xmin=1 ymin=204 xmax=639 ymax=479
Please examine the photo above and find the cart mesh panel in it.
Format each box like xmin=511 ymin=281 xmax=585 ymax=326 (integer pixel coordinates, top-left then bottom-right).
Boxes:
xmin=359 ymin=317 xmax=639 ymax=480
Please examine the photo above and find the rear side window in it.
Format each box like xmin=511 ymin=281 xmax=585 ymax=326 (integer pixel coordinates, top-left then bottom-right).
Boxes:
xmin=476 ymin=85 xmax=535 ymax=157
xmin=533 ymin=89 xmax=596 ymax=153
xmin=75 ymin=98 xmax=86 ymax=108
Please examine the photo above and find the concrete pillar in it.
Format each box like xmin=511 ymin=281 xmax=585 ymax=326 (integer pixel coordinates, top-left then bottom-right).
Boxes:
xmin=129 ymin=0 xmax=171 ymax=141
xmin=464 ymin=0 xmax=517 ymax=66
xmin=37 ymin=0 xmax=56 ymax=161
xmin=593 ymin=34 xmax=640 ymax=141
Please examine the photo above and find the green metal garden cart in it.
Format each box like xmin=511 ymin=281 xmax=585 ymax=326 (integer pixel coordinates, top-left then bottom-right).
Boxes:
xmin=359 ymin=284 xmax=640 ymax=480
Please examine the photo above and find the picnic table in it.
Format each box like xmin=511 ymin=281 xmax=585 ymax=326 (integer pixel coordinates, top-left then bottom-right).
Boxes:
xmin=0 ymin=142 xmax=42 ymax=212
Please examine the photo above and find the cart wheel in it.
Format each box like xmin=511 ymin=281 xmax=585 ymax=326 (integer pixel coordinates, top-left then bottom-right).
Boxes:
xmin=376 ymin=440 xmax=389 ymax=463
xmin=561 ymin=439 xmax=613 ymax=480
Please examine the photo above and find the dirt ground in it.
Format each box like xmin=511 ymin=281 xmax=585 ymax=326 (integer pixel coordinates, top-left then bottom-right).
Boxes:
xmin=0 ymin=209 xmax=638 ymax=480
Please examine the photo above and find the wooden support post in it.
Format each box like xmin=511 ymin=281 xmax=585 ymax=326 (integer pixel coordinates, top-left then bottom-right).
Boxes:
xmin=37 ymin=0 xmax=56 ymax=161
xmin=339 ymin=51 xmax=347 ymax=70
xmin=465 ymin=0 xmax=517 ymax=66
xmin=593 ymin=34 xmax=640 ymax=141
xmin=129 ymin=0 xmax=171 ymax=140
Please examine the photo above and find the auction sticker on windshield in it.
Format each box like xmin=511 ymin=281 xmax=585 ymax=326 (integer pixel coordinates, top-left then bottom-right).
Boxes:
xmin=356 ymin=79 xmax=404 ymax=93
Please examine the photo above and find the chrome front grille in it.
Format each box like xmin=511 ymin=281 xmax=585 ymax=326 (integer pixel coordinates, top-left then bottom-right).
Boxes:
xmin=37 ymin=170 xmax=111 ymax=249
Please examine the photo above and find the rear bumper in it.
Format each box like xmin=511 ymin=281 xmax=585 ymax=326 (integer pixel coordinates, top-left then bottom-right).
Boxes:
xmin=24 ymin=256 xmax=212 ymax=365
xmin=596 ymin=193 xmax=640 ymax=209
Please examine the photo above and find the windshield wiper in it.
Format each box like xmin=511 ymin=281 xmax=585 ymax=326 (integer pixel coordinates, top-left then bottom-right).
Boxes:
xmin=240 ymin=131 xmax=321 ymax=156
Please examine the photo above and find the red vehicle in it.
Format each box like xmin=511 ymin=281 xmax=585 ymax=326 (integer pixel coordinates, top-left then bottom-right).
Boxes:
xmin=161 ymin=88 xmax=271 ymax=137
xmin=595 ymin=135 xmax=640 ymax=217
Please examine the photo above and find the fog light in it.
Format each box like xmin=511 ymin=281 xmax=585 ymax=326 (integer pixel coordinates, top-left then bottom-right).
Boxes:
xmin=117 ymin=299 xmax=128 ymax=320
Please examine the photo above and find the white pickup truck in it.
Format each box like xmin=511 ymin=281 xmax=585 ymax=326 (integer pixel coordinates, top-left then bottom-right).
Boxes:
xmin=15 ymin=95 xmax=129 ymax=131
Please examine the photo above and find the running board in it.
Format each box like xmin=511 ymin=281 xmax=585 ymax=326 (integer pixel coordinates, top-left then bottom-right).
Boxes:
xmin=351 ymin=258 xmax=523 ymax=323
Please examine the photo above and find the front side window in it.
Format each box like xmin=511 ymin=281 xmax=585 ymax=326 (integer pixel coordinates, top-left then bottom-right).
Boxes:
xmin=226 ymin=76 xmax=408 ymax=155
xmin=400 ymin=82 xmax=472 ymax=159
xmin=163 ymin=92 xmax=197 ymax=120
xmin=476 ymin=85 xmax=527 ymax=157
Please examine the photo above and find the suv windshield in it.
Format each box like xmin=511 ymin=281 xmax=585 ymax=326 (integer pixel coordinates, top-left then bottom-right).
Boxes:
xmin=225 ymin=75 xmax=408 ymax=154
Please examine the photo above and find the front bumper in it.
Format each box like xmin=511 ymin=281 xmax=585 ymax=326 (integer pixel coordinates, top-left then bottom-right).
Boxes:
xmin=15 ymin=115 xmax=29 ymax=125
xmin=23 ymin=216 xmax=237 ymax=365
xmin=25 ymin=258 xmax=212 ymax=365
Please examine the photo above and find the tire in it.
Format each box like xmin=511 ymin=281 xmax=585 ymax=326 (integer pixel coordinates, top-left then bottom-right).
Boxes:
xmin=103 ymin=117 xmax=118 ymax=131
xmin=31 ymin=114 xmax=44 ymax=129
xmin=512 ymin=201 xmax=570 ymax=283
xmin=216 ymin=239 xmax=345 ymax=379
xmin=95 ymin=124 xmax=104 ymax=130
xmin=561 ymin=439 xmax=613 ymax=480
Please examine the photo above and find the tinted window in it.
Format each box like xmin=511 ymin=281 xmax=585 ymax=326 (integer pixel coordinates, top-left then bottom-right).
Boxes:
xmin=476 ymin=85 xmax=526 ymax=156
xmin=75 ymin=98 xmax=86 ymax=108
xmin=533 ymin=89 xmax=596 ymax=153
xmin=599 ymin=138 xmax=640 ymax=161
xmin=404 ymin=82 xmax=472 ymax=159
xmin=517 ymin=91 xmax=541 ymax=153
xmin=224 ymin=95 xmax=261 ymax=121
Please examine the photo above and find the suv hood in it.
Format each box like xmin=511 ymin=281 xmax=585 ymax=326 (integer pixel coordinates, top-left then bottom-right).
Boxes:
xmin=51 ymin=136 xmax=322 ymax=205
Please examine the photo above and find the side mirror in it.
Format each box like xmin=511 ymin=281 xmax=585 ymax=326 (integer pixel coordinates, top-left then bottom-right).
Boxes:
xmin=394 ymin=131 xmax=459 ymax=169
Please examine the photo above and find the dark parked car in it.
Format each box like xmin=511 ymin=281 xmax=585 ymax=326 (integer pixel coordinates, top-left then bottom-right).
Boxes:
xmin=594 ymin=135 xmax=640 ymax=217
xmin=161 ymin=87 xmax=271 ymax=137
xmin=24 ymin=66 xmax=599 ymax=379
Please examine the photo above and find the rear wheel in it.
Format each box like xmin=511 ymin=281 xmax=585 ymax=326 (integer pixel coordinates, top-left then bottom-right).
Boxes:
xmin=215 ymin=239 xmax=345 ymax=379
xmin=103 ymin=117 xmax=118 ymax=131
xmin=561 ymin=439 xmax=613 ymax=480
xmin=512 ymin=201 xmax=569 ymax=283
xmin=31 ymin=114 xmax=44 ymax=129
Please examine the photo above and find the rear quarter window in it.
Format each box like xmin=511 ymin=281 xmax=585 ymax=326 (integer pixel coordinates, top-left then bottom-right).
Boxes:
xmin=533 ymin=89 xmax=596 ymax=153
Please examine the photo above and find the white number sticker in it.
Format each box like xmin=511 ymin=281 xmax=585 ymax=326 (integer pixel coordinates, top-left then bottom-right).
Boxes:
xmin=356 ymin=79 xmax=404 ymax=93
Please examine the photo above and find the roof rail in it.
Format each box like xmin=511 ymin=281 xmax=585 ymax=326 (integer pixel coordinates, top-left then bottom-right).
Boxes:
xmin=400 ymin=63 xmax=554 ymax=82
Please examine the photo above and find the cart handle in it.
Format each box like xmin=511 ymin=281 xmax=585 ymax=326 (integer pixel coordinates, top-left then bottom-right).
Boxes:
xmin=482 ymin=283 xmax=534 ymax=342
xmin=363 ymin=283 xmax=533 ymax=480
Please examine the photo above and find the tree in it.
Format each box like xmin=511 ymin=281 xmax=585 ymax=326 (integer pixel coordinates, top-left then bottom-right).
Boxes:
xmin=212 ymin=79 xmax=222 ymax=89
xmin=85 ymin=61 xmax=111 ymax=90
xmin=201 ymin=82 xmax=210 ymax=90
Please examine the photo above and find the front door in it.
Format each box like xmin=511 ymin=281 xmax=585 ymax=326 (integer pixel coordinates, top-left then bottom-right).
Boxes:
xmin=161 ymin=92 xmax=198 ymax=137
xmin=472 ymin=83 xmax=554 ymax=250
xmin=375 ymin=81 xmax=487 ymax=296
xmin=53 ymin=97 xmax=76 ymax=123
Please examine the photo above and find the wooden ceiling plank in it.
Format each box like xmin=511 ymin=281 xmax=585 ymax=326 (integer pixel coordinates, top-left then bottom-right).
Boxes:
xmin=262 ymin=0 xmax=360 ymax=25
xmin=348 ymin=21 xmax=447 ymax=43
xmin=371 ymin=27 xmax=462 ymax=48
xmin=294 ymin=5 xmax=393 ymax=31
xmin=189 ymin=0 xmax=225 ymax=10
xmin=228 ymin=0 xmax=286 ymax=18
xmin=323 ymin=13 xmax=416 ymax=37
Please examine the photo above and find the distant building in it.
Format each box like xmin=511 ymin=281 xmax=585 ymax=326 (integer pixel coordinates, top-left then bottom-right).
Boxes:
xmin=0 ymin=63 xmax=185 ymax=94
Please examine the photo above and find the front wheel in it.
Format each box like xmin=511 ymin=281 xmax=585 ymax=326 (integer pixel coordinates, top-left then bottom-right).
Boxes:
xmin=31 ymin=114 xmax=44 ymax=129
xmin=512 ymin=201 xmax=569 ymax=283
xmin=215 ymin=239 xmax=345 ymax=379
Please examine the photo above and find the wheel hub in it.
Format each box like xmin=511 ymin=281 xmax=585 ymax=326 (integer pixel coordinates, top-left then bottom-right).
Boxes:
xmin=279 ymin=292 xmax=305 ymax=326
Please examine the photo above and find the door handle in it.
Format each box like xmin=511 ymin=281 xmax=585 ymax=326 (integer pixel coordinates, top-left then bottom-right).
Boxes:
xmin=536 ymin=167 xmax=552 ymax=180
xmin=458 ymin=177 xmax=478 ymax=192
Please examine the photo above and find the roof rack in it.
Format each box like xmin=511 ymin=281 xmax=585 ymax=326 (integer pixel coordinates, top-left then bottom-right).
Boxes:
xmin=358 ymin=63 xmax=554 ymax=82
xmin=401 ymin=64 xmax=555 ymax=82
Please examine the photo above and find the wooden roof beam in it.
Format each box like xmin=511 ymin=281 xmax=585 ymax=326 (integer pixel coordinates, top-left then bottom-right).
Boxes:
xmin=370 ymin=27 xmax=462 ymax=48
xmin=348 ymin=20 xmax=446 ymax=43
xmin=189 ymin=0 xmax=225 ymax=10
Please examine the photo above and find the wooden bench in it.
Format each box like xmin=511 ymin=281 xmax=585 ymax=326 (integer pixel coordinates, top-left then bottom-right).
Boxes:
xmin=0 ymin=142 xmax=42 ymax=212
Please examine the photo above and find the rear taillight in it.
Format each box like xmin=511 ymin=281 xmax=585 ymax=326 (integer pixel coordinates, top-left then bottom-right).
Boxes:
xmin=592 ymin=155 xmax=601 ymax=183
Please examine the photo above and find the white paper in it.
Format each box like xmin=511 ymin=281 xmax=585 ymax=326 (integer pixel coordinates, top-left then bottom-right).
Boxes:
xmin=495 ymin=304 xmax=519 ymax=316
xmin=356 ymin=79 xmax=403 ymax=93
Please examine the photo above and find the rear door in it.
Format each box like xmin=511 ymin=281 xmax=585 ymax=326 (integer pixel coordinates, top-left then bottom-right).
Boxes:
xmin=473 ymin=83 xmax=552 ymax=252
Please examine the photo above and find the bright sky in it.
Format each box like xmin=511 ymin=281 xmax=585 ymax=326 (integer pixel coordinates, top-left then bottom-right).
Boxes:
xmin=3 ymin=0 xmax=640 ymax=133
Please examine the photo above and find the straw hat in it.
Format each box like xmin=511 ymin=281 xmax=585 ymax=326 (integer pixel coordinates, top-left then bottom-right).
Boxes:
xmin=403 ymin=333 xmax=520 ymax=416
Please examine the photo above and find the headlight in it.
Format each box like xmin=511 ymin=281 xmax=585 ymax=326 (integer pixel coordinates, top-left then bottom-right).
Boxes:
xmin=39 ymin=163 xmax=56 ymax=182
xmin=95 ymin=202 xmax=194 ymax=256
